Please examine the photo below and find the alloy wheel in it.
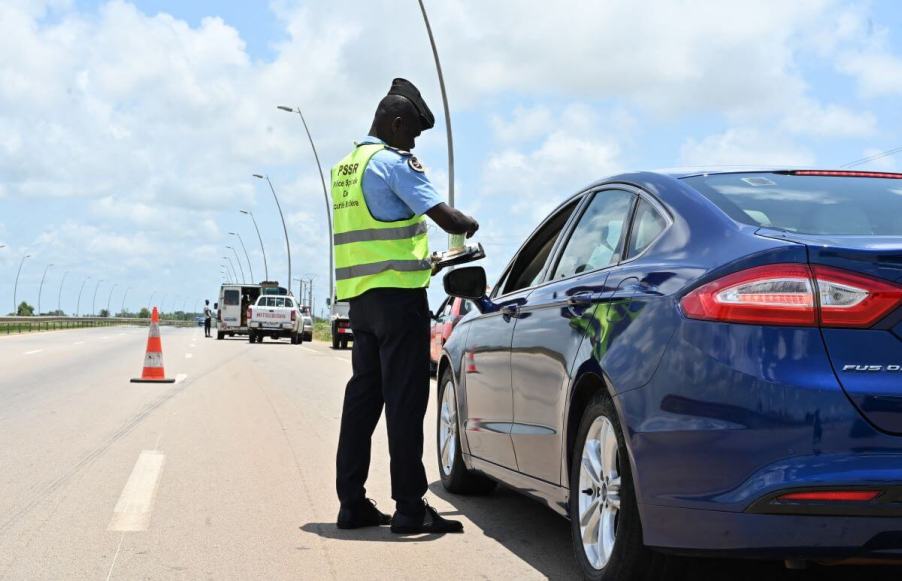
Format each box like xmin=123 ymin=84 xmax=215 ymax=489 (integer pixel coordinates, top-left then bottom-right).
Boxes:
xmin=578 ymin=415 xmax=621 ymax=570
xmin=439 ymin=379 xmax=458 ymax=476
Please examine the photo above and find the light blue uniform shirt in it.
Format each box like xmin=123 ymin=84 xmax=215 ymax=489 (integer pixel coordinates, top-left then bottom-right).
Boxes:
xmin=358 ymin=135 xmax=443 ymax=221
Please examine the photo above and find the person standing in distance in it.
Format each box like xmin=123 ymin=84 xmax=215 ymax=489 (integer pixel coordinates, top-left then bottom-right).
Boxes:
xmin=333 ymin=78 xmax=478 ymax=534
xmin=203 ymin=299 xmax=212 ymax=338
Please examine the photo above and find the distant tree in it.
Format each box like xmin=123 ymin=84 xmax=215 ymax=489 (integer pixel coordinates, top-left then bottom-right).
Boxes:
xmin=99 ymin=309 xmax=110 ymax=318
xmin=47 ymin=309 xmax=65 ymax=316
xmin=138 ymin=307 xmax=151 ymax=318
xmin=16 ymin=302 xmax=34 ymax=316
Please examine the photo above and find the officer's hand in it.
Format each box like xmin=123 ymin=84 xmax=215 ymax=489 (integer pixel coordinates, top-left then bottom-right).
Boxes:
xmin=465 ymin=216 xmax=479 ymax=239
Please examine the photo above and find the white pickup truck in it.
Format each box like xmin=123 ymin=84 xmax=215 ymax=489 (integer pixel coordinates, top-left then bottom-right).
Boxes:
xmin=247 ymin=294 xmax=303 ymax=344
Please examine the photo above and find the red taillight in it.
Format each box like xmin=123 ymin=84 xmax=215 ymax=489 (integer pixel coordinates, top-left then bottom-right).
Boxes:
xmin=790 ymin=169 xmax=902 ymax=179
xmin=680 ymin=264 xmax=902 ymax=328
xmin=777 ymin=490 xmax=881 ymax=502
xmin=291 ymin=310 xmax=296 ymax=322
xmin=247 ymin=308 xmax=252 ymax=320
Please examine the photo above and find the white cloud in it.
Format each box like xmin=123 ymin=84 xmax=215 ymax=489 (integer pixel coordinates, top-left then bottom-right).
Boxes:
xmin=781 ymin=99 xmax=877 ymax=137
xmin=680 ymin=128 xmax=815 ymax=167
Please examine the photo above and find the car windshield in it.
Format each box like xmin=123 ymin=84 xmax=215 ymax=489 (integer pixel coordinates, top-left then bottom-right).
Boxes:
xmin=684 ymin=172 xmax=902 ymax=236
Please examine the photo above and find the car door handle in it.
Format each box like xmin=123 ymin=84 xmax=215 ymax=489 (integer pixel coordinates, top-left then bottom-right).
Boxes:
xmin=500 ymin=304 xmax=521 ymax=318
xmin=567 ymin=291 xmax=608 ymax=307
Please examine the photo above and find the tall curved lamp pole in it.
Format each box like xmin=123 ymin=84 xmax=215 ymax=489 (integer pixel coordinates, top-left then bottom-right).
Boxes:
xmin=57 ymin=270 xmax=69 ymax=314
xmin=223 ymin=257 xmax=239 ymax=284
xmin=38 ymin=263 xmax=54 ymax=315
xmin=76 ymin=276 xmax=91 ymax=317
xmin=240 ymin=209 xmax=268 ymax=281
xmin=229 ymin=232 xmax=254 ymax=282
xmin=226 ymin=245 xmax=245 ymax=282
xmin=105 ymin=283 xmax=118 ymax=315
xmin=91 ymin=279 xmax=104 ymax=316
xmin=417 ymin=0 xmax=454 ymax=208
xmin=253 ymin=174 xmax=291 ymax=288
xmin=277 ymin=105 xmax=334 ymax=302
xmin=13 ymin=253 xmax=31 ymax=315
xmin=121 ymin=286 xmax=131 ymax=315
xmin=220 ymin=266 xmax=232 ymax=283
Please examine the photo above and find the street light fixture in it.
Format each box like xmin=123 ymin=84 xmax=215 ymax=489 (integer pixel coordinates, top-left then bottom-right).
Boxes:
xmin=13 ymin=253 xmax=31 ymax=315
xmin=57 ymin=270 xmax=69 ymax=314
xmin=223 ymin=256 xmax=238 ymax=284
xmin=121 ymin=286 xmax=132 ymax=315
xmin=37 ymin=263 xmax=54 ymax=315
xmin=91 ymin=279 xmax=104 ymax=316
xmin=226 ymin=245 xmax=245 ymax=282
xmin=228 ymin=232 xmax=254 ymax=283
xmin=253 ymin=174 xmax=291 ymax=289
xmin=277 ymin=104 xmax=334 ymax=303
xmin=240 ymin=209 xmax=269 ymax=281
xmin=76 ymin=276 xmax=91 ymax=317
xmin=106 ymin=283 xmax=118 ymax=316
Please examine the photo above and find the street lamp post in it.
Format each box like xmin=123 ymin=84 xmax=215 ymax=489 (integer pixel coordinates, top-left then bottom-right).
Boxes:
xmin=106 ymin=283 xmax=118 ymax=316
xmin=37 ymin=263 xmax=54 ymax=315
xmin=417 ymin=0 xmax=455 ymax=209
xmin=13 ymin=253 xmax=31 ymax=315
xmin=229 ymin=232 xmax=254 ymax=283
xmin=240 ymin=210 xmax=268 ymax=281
xmin=253 ymin=174 xmax=291 ymax=288
xmin=91 ymin=279 xmax=104 ymax=317
xmin=226 ymin=245 xmax=245 ymax=282
xmin=57 ymin=270 xmax=69 ymax=314
xmin=277 ymin=104 xmax=334 ymax=303
xmin=121 ymin=287 xmax=131 ymax=315
xmin=223 ymin=257 xmax=239 ymax=284
xmin=76 ymin=276 xmax=91 ymax=317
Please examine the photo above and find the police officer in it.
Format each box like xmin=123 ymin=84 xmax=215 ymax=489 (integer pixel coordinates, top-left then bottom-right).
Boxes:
xmin=203 ymin=299 xmax=212 ymax=338
xmin=333 ymin=79 xmax=478 ymax=534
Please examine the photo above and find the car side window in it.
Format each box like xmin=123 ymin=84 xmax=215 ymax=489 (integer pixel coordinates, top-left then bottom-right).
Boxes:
xmin=459 ymin=300 xmax=472 ymax=316
xmin=551 ymin=189 xmax=635 ymax=280
xmin=501 ymin=199 xmax=580 ymax=295
xmin=627 ymin=199 xmax=667 ymax=258
xmin=285 ymin=298 xmax=294 ymax=308
xmin=442 ymin=300 xmax=454 ymax=320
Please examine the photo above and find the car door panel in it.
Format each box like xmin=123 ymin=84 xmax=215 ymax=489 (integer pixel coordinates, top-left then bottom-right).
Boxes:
xmin=509 ymin=272 xmax=611 ymax=484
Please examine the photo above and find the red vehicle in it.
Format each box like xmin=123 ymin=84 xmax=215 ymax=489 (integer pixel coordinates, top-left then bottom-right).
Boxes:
xmin=430 ymin=296 xmax=474 ymax=372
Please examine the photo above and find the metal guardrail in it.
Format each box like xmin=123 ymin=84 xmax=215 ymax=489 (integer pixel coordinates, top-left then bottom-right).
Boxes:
xmin=0 ymin=316 xmax=196 ymax=335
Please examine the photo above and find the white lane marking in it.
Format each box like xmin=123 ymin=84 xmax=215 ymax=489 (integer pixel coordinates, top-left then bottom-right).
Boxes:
xmin=185 ymin=353 xmax=193 ymax=359
xmin=175 ymin=373 xmax=188 ymax=384
xmin=108 ymin=451 xmax=166 ymax=532
xmin=105 ymin=533 xmax=125 ymax=581
xmin=333 ymin=356 xmax=351 ymax=363
xmin=300 ymin=346 xmax=319 ymax=354
xmin=74 ymin=341 xmax=85 ymax=345
xmin=24 ymin=349 xmax=44 ymax=355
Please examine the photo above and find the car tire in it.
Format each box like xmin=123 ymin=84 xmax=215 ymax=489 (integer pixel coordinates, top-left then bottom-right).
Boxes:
xmin=569 ymin=393 xmax=665 ymax=581
xmin=332 ymin=334 xmax=339 ymax=349
xmin=216 ymin=331 xmax=224 ymax=340
xmin=248 ymin=331 xmax=255 ymax=344
xmin=437 ymin=368 xmax=496 ymax=495
xmin=290 ymin=331 xmax=298 ymax=345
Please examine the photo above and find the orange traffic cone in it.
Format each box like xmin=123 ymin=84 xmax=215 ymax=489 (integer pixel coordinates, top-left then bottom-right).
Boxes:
xmin=131 ymin=307 xmax=176 ymax=383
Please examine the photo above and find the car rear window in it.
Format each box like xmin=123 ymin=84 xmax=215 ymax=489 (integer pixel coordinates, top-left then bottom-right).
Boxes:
xmin=684 ymin=173 xmax=902 ymax=236
xmin=223 ymin=290 xmax=240 ymax=306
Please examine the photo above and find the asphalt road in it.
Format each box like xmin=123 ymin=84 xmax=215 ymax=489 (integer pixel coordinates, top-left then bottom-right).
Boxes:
xmin=0 ymin=325 xmax=899 ymax=580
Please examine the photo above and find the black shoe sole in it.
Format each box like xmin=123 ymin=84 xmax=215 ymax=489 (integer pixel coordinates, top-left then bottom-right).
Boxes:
xmin=390 ymin=525 xmax=463 ymax=534
xmin=337 ymin=519 xmax=389 ymax=529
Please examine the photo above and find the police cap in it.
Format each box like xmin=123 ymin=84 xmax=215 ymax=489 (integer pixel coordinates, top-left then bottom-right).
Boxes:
xmin=388 ymin=78 xmax=435 ymax=130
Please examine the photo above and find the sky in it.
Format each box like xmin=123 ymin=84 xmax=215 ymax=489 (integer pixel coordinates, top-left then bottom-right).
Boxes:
xmin=2 ymin=0 xmax=902 ymax=316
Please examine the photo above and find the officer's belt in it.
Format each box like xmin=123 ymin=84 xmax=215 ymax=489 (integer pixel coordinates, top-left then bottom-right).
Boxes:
xmin=333 ymin=222 xmax=428 ymax=245
xmin=335 ymin=258 xmax=433 ymax=281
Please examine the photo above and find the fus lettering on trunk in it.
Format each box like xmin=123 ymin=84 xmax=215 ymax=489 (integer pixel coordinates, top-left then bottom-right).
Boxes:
xmin=842 ymin=364 xmax=902 ymax=372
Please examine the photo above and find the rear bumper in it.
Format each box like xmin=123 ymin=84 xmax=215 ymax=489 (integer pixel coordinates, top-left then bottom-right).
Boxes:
xmin=642 ymin=503 xmax=902 ymax=559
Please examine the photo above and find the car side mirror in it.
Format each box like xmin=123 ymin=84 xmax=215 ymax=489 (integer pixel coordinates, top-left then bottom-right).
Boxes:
xmin=444 ymin=267 xmax=488 ymax=300
xmin=213 ymin=303 xmax=218 ymax=309
xmin=326 ymin=297 xmax=332 ymax=306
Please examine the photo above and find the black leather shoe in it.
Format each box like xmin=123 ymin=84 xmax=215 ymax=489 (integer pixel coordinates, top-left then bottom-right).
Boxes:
xmin=336 ymin=498 xmax=391 ymax=529
xmin=390 ymin=502 xmax=463 ymax=534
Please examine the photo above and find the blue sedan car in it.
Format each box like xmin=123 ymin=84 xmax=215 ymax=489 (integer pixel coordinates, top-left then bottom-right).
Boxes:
xmin=437 ymin=169 xmax=902 ymax=579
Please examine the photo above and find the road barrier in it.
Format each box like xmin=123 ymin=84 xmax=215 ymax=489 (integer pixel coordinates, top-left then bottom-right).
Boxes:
xmin=0 ymin=316 xmax=196 ymax=335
